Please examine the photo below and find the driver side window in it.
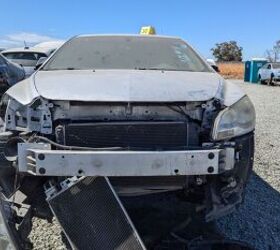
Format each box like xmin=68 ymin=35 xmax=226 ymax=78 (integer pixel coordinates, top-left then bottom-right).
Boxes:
xmin=267 ymin=64 xmax=271 ymax=69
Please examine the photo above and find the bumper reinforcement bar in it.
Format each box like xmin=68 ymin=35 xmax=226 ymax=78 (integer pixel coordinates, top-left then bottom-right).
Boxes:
xmin=18 ymin=143 xmax=235 ymax=177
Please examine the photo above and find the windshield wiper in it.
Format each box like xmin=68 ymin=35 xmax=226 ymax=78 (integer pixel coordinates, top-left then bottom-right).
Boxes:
xmin=41 ymin=67 xmax=81 ymax=71
xmin=60 ymin=67 xmax=83 ymax=70
xmin=134 ymin=67 xmax=192 ymax=72
xmin=135 ymin=67 xmax=161 ymax=70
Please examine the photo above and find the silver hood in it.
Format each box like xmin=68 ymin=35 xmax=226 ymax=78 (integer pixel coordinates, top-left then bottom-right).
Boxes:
xmin=5 ymin=69 xmax=244 ymax=106
xmin=34 ymin=70 xmax=222 ymax=102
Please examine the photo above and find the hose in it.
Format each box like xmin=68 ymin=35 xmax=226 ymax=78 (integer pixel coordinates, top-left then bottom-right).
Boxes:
xmin=28 ymin=135 xmax=123 ymax=151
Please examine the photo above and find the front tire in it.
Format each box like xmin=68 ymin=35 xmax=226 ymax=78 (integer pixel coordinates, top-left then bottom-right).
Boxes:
xmin=269 ymin=74 xmax=275 ymax=86
xmin=259 ymin=75 xmax=266 ymax=85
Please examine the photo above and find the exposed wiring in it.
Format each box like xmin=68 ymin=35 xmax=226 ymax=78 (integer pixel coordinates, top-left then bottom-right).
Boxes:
xmin=28 ymin=135 xmax=123 ymax=151
xmin=28 ymin=135 xmax=201 ymax=151
xmin=170 ymin=232 xmax=190 ymax=244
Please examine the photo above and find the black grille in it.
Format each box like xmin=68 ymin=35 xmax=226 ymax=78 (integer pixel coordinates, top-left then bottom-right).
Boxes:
xmin=48 ymin=177 xmax=145 ymax=250
xmin=61 ymin=121 xmax=188 ymax=150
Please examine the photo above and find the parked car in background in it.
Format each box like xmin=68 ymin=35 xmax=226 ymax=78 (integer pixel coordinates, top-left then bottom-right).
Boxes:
xmin=1 ymin=41 xmax=64 ymax=78
xmin=33 ymin=40 xmax=64 ymax=51
xmin=258 ymin=62 xmax=280 ymax=85
xmin=0 ymin=54 xmax=25 ymax=93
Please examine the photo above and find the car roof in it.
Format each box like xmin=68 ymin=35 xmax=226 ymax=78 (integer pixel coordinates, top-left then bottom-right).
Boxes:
xmin=76 ymin=34 xmax=182 ymax=40
xmin=1 ymin=47 xmax=53 ymax=55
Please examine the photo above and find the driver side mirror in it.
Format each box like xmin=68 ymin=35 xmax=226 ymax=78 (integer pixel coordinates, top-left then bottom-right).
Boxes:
xmin=34 ymin=57 xmax=47 ymax=70
xmin=206 ymin=59 xmax=220 ymax=72
xmin=211 ymin=65 xmax=220 ymax=72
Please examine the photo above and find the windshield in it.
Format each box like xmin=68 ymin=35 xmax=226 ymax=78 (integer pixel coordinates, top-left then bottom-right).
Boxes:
xmin=2 ymin=52 xmax=46 ymax=67
xmin=273 ymin=63 xmax=280 ymax=69
xmin=43 ymin=36 xmax=211 ymax=72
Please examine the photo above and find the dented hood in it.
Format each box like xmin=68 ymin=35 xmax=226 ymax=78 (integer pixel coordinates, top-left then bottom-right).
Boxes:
xmin=6 ymin=69 xmax=244 ymax=106
xmin=33 ymin=70 xmax=222 ymax=102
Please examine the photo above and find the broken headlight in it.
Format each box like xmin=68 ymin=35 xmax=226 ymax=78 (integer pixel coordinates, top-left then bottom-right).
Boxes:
xmin=212 ymin=96 xmax=255 ymax=141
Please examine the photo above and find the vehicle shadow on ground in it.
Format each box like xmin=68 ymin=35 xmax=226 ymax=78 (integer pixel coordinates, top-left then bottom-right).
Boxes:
xmin=122 ymin=172 xmax=280 ymax=250
xmin=217 ymin=172 xmax=280 ymax=250
xmin=122 ymin=189 xmax=221 ymax=249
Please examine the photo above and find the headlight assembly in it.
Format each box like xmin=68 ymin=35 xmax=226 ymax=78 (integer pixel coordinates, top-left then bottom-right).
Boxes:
xmin=212 ymin=96 xmax=255 ymax=141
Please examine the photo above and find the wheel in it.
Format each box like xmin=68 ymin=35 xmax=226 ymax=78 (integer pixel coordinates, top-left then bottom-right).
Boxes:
xmin=269 ymin=74 xmax=275 ymax=86
xmin=259 ymin=75 xmax=266 ymax=85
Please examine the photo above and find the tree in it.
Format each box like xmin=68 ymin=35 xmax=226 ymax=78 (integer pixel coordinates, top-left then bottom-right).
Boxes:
xmin=211 ymin=41 xmax=243 ymax=62
xmin=266 ymin=40 xmax=280 ymax=62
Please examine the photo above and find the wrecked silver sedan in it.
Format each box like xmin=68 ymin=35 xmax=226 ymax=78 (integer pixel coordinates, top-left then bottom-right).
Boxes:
xmin=0 ymin=35 xmax=255 ymax=248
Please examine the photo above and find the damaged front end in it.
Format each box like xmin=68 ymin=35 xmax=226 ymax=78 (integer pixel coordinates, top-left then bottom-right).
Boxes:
xmin=0 ymin=88 xmax=255 ymax=248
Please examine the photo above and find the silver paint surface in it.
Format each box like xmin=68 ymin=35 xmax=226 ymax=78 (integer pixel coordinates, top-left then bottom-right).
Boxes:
xmin=5 ymin=69 xmax=245 ymax=107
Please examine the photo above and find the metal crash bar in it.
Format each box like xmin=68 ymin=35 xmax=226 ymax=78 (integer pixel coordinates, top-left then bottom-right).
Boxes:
xmin=18 ymin=143 xmax=235 ymax=177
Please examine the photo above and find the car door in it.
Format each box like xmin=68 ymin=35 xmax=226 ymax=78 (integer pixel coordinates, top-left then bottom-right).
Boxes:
xmin=263 ymin=64 xmax=272 ymax=80
xmin=259 ymin=64 xmax=266 ymax=79
xmin=260 ymin=63 xmax=271 ymax=80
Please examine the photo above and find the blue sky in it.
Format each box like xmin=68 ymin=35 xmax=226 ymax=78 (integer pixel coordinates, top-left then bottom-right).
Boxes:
xmin=1 ymin=0 xmax=279 ymax=60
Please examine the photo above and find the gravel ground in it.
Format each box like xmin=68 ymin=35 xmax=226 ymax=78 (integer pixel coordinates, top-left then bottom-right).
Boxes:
xmin=28 ymin=217 xmax=67 ymax=250
xmin=28 ymin=80 xmax=280 ymax=250
xmin=217 ymin=81 xmax=280 ymax=250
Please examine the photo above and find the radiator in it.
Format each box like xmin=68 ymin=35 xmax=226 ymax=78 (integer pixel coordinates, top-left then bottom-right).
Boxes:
xmin=58 ymin=121 xmax=188 ymax=150
xmin=47 ymin=177 xmax=146 ymax=250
